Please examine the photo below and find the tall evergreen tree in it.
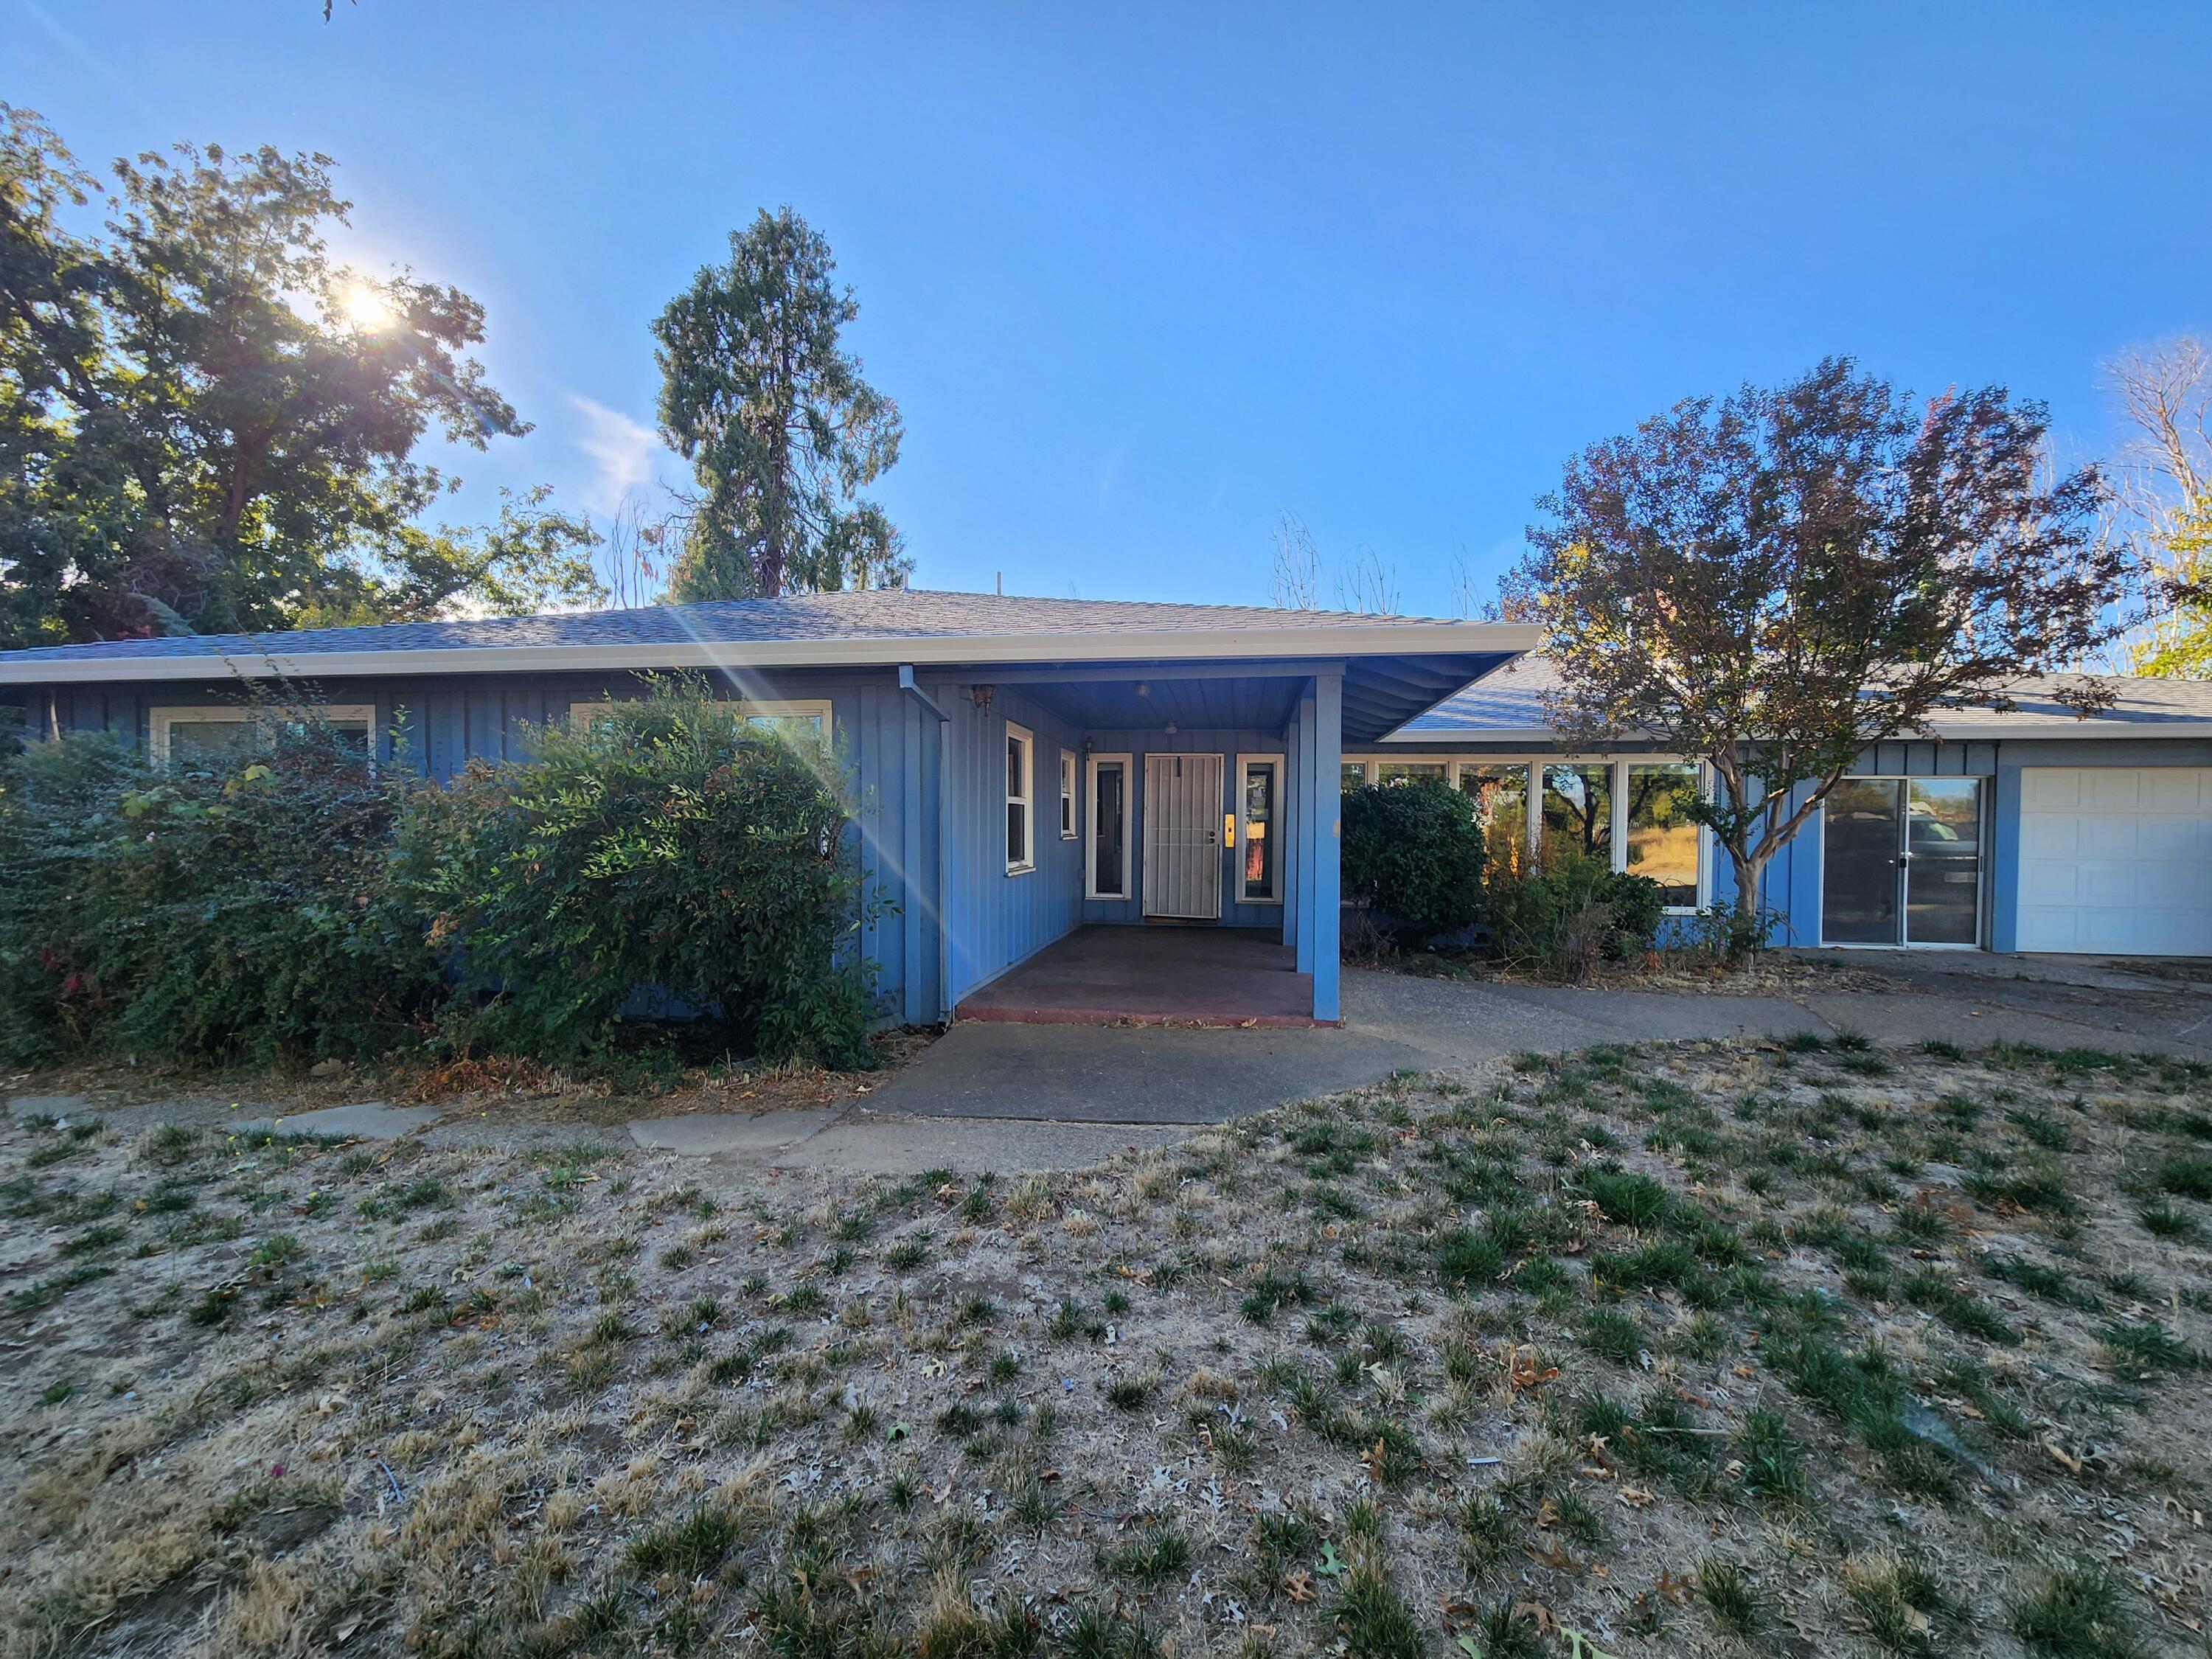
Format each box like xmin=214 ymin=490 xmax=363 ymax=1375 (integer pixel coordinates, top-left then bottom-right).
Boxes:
xmin=653 ymin=208 xmax=908 ymax=600
xmin=0 ymin=107 xmax=603 ymax=646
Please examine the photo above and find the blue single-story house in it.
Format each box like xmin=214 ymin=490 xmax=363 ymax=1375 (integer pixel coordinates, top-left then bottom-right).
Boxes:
xmin=1363 ymin=654 xmax=2212 ymax=959
xmin=4 ymin=591 xmax=2208 ymax=1034
xmin=0 ymin=591 xmax=1534 ymax=1026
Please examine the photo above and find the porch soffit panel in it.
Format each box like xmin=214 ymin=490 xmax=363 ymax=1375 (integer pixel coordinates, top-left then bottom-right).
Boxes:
xmin=997 ymin=675 xmax=1307 ymax=733
xmin=988 ymin=651 xmax=1514 ymax=744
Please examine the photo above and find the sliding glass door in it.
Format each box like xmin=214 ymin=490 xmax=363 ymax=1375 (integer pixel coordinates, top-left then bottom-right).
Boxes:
xmin=1821 ymin=778 xmax=1982 ymax=946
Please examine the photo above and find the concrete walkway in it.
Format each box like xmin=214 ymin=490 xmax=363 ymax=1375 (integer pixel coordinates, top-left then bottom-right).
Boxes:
xmin=623 ymin=1106 xmax=1191 ymax=1175
xmin=16 ymin=955 xmax=2208 ymax=1175
xmin=856 ymin=961 xmax=2212 ymax=1127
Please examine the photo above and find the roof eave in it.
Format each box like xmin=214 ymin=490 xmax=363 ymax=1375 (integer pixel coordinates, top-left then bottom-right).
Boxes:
xmin=1376 ymin=719 xmax=2212 ymax=745
xmin=0 ymin=622 xmax=1540 ymax=686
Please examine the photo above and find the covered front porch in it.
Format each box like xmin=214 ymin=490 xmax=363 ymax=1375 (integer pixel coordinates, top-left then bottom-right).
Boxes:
xmin=953 ymin=925 xmax=1316 ymax=1026
xmin=915 ymin=642 xmax=1516 ymax=1026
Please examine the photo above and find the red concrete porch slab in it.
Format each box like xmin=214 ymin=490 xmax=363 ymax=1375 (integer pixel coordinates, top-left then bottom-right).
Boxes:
xmin=955 ymin=925 xmax=1324 ymax=1028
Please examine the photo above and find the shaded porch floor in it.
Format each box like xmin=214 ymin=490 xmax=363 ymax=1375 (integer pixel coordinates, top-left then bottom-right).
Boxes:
xmin=954 ymin=925 xmax=1321 ymax=1028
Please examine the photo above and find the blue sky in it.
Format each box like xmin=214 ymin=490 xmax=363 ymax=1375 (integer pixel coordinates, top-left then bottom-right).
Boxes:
xmin=10 ymin=2 xmax=2208 ymax=615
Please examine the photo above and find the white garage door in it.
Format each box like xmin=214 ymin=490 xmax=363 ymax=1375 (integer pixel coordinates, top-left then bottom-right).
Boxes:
xmin=2017 ymin=768 xmax=2212 ymax=955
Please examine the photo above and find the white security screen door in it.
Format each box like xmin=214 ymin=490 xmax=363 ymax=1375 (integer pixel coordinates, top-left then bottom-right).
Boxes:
xmin=1143 ymin=753 xmax=1225 ymax=919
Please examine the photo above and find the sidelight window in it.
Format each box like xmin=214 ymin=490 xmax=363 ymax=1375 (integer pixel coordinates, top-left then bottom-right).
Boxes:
xmin=1238 ymin=754 xmax=1283 ymax=902
xmin=1086 ymin=754 xmax=1130 ymax=898
xmin=1006 ymin=723 xmax=1034 ymax=874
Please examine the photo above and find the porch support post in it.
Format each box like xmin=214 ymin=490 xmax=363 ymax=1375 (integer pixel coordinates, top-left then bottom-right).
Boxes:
xmin=1294 ymin=684 xmax=1318 ymax=975
xmin=1281 ymin=699 xmax=1302 ymax=949
xmin=1311 ymin=671 xmax=1342 ymax=1022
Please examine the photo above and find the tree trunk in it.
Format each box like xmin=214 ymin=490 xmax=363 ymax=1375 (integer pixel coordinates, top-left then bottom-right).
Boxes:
xmin=1726 ymin=846 xmax=1770 ymax=965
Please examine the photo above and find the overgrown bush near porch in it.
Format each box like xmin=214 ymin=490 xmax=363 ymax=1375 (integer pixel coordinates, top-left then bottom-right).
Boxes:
xmin=1481 ymin=847 xmax=1665 ymax=980
xmin=397 ymin=684 xmax=877 ymax=1069
xmin=0 ymin=717 xmax=438 ymax=1066
xmin=1339 ymin=777 xmax=1486 ymax=943
xmin=0 ymin=683 xmax=878 ymax=1073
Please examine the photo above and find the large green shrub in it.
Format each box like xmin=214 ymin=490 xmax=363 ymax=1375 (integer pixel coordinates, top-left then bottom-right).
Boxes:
xmin=1481 ymin=847 xmax=1665 ymax=981
xmin=1340 ymin=779 xmax=1487 ymax=943
xmin=398 ymin=682 xmax=876 ymax=1068
xmin=0 ymin=718 xmax=437 ymax=1065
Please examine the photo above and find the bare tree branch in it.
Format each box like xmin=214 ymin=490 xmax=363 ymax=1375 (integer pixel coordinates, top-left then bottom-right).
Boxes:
xmin=1269 ymin=510 xmax=1321 ymax=611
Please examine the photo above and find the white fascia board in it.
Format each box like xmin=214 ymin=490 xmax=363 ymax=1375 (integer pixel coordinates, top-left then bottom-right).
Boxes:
xmin=1376 ymin=718 xmax=2212 ymax=745
xmin=1922 ymin=720 xmax=2212 ymax=740
xmin=0 ymin=622 xmax=1542 ymax=686
xmin=1377 ymin=725 xmax=1557 ymax=744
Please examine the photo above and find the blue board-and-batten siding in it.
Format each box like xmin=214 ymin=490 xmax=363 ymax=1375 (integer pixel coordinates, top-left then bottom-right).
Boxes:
xmin=36 ymin=667 xmax=947 ymax=1028
xmin=928 ymin=680 xmax=1085 ymax=1009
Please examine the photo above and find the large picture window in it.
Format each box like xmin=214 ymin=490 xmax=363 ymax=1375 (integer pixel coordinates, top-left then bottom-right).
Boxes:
xmin=1376 ymin=761 xmax=1447 ymax=785
xmin=1005 ymin=722 xmax=1034 ymax=874
xmin=1340 ymin=754 xmax=1707 ymax=912
xmin=1542 ymin=764 xmax=1613 ymax=861
xmin=1237 ymin=754 xmax=1282 ymax=903
xmin=1458 ymin=763 xmax=1531 ymax=874
xmin=152 ymin=704 xmax=375 ymax=767
xmin=1086 ymin=753 xmax=1130 ymax=898
xmin=1624 ymin=763 xmax=1702 ymax=908
xmin=569 ymin=697 xmax=830 ymax=740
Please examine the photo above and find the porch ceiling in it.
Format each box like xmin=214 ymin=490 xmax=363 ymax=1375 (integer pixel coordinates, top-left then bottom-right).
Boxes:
xmin=993 ymin=651 xmax=1519 ymax=742
xmin=1340 ymin=653 xmax=1520 ymax=742
xmin=1010 ymin=675 xmax=1305 ymax=733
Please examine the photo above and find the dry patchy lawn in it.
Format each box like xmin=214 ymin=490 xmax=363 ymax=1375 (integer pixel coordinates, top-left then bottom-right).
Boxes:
xmin=3 ymin=1036 xmax=2210 ymax=1658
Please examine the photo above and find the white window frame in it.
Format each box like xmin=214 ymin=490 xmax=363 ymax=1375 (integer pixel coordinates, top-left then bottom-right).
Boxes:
xmin=1235 ymin=752 xmax=1285 ymax=905
xmin=150 ymin=703 xmax=377 ymax=767
xmin=1005 ymin=720 xmax=1035 ymax=876
xmin=1085 ymin=751 xmax=1133 ymax=900
xmin=568 ymin=696 xmax=831 ymax=736
xmin=1341 ymin=751 xmax=1712 ymax=914
xmin=1813 ymin=774 xmax=1986 ymax=950
xmin=1058 ymin=748 xmax=1077 ymax=839
xmin=1619 ymin=758 xmax=1711 ymax=915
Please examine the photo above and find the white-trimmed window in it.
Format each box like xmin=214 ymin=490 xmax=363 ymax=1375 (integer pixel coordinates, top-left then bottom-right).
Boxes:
xmin=1058 ymin=749 xmax=1077 ymax=838
xmin=151 ymin=704 xmax=375 ymax=767
xmin=1005 ymin=721 xmax=1035 ymax=874
xmin=569 ymin=697 xmax=831 ymax=739
xmin=1340 ymin=752 xmax=1710 ymax=914
xmin=1237 ymin=753 xmax=1284 ymax=903
xmin=1623 ymin=762 xmax=1703 ymax=909
xmin=1085 ymin=753 xmax=1132 ymax=899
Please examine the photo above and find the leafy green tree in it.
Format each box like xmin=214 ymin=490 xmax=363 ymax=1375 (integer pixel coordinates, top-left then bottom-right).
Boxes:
xmin=0 ymin=106 xmax=603 ymax=646
xmin=1508 ymin=358 xmax=2121 ymax=955
xmin=653 ymin=207 xmax=908 ymax=599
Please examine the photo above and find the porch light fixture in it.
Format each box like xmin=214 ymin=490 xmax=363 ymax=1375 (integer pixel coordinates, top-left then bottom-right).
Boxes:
xmin=1164 ymin=722 xmax=1178 ymax=735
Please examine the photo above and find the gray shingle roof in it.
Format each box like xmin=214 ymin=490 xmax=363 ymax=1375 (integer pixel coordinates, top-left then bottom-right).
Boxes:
xmin=1391 ymin=655 xmax=2212 ymax=738
xmin=0 ymin=589 xmax=1458 ymax=666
